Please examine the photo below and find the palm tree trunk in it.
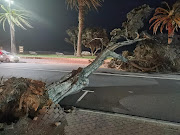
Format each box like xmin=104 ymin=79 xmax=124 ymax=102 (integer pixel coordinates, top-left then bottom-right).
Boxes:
xmin=47 ymin=38 xmax=146 ymax=103
xmin=74 ymin=39 xmax=77 ymax=56
xmin=76 ymin=6 xmax=84 ymax=57
xmin=167 ymin=22 xmax=175 ymax=44
xmin=10 ymin=23 xmax=16 ymax=54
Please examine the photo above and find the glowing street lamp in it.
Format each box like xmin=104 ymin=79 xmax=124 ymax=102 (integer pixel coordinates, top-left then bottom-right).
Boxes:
xmin=5 ymin=0 xmax=14 ymax=7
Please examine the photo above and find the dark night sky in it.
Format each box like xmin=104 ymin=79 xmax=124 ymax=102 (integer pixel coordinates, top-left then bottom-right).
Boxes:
xmin=0 ymin=0 xmax=177 ymax=52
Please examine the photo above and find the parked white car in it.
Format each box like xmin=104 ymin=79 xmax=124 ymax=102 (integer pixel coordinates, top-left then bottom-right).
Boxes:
xmin=0 ymin=50 xmax=20 ymax=63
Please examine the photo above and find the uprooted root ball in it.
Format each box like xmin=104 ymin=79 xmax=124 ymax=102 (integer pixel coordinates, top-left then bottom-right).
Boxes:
xmin=0 ymin=77 xmax=52 ymax=124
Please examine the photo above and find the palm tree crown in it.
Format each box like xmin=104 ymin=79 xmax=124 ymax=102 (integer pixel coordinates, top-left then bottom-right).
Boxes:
xmin=0 ymin=5 xmax=33 ymax=31
xmin=149 ymin=1 xmax=180 ymax=44
xmin=0 ymin=5 xmax=33 ymax=53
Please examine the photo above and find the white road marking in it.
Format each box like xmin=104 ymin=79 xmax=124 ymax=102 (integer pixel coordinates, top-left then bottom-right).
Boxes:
xmin=1 ymin=66 xmax=180 ymax=80
xmin=128 ymin=91 xmax=134 ymax=94
xmin=1 ymin=66 xmax=70 ymax=73
xmin=76 ymin=90 xmax=94 ymax=103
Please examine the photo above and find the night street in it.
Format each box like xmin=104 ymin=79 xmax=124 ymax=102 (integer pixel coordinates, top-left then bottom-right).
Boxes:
xmin=1 ymin=62 xmax=180 ymax=123
xmin=0 ymin=0 xmax=180 ymax=134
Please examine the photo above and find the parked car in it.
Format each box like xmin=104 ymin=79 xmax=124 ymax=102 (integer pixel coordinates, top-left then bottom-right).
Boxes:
xmin=0 ymin=50 xmax=20 ymax=63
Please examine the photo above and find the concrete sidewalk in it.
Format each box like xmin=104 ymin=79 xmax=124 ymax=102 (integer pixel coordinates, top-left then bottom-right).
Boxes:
xmin=64 ymin=108 xmax=180 ymax=135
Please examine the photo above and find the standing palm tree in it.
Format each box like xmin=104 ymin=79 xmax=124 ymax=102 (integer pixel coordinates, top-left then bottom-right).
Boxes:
xmin=149 ymin=1 xmax=180 ymax=44
xmin=0 ymin=5 xmax=33 ymax=54
xmin=66 ymin=0 xmax=104 ymax=56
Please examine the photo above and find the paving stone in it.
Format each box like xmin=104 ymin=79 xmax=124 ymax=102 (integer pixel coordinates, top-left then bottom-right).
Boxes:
xmin=42 ymin=114 xmax=49 ymax=120
xmin=48 ymin=112 xmax=56 ymax=119
xmin=47 ymin=108 xmax=55 ymax=114
xmin=63 ymin=109 xmax=180 ymax=135
xmin=53 ymin=113 xmax=60 ymax=119
xmin=54 ymin=108 xmax=60 ymax=113
xmin=50 ymin=104 xmax=56 ymax=109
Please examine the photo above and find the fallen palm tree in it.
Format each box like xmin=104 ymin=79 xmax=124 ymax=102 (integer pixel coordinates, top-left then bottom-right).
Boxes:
xmin=47 ymin=36 xmax=146 ymax=104
xmin=0 ymin=35 xmax=146 ymax=134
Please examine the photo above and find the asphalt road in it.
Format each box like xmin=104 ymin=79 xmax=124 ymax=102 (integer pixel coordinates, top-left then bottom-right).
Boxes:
xmin=0 ymin=63 xmax=180 ymax=123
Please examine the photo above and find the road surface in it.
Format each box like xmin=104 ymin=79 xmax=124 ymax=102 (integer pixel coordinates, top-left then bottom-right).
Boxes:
xmin=0 ymin=62 xmax=180 ymax=123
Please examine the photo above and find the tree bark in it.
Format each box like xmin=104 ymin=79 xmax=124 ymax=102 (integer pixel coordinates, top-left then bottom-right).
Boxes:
xmin=76 ymin=5 xmax=84 ymax=57
xmin=73 ymin=39 xmax=77 ymax=56
xmin=167 ymin=21 xmax=175 ymax=44
xmin=47 ymin=38 xmax=145 ymax=104
xmin=10 ymin=23 xmax=16 ymax=54
xmin=90 ymin=47 xmax=94 ymax=56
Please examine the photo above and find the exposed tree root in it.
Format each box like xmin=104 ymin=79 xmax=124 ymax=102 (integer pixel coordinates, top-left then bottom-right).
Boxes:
xmin=0 ymin=78 xmax=51 ymax=125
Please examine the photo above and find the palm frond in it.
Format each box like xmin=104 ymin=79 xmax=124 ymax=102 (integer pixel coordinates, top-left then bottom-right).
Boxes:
xmin=175 ymin=17 xmax=180 ymax=21
xmin=162 ymin=1 xmax=171 ymax=10
xmin=18 ymin=17 xmax=33 ymax=28
xmin=174 ymin=18 xmax=180 ymax=27
xmin=149 ymin=17 xmax=167 ymax=30
xmin=160 ymin=20 xmax=168 ymax=33
xmin=155 ymin=7 xmax=169 ymax=14
xmin=2 ymin=17 xmax=7 ymax=31
xmin=172 ymin=1 xmax=180 ymax=12
xmin=1 ymin=5 xmax=9 ymax=13
xmin=66 ymin=0 xmax=78 ymax=10
xmin=154 ymin=11 xmax=168 ymax=16
xmin=13 ymin=17 xmax=26 ymax=30
xmin=149 ymin=15 xmax=166 ymax=23
xmin=0 ymin=16 xmax=6 ymax=23
xmin=152 ymin=18 xmax=167 ymax=34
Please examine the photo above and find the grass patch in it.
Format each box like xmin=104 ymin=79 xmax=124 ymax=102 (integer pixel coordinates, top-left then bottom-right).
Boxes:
xmin=17 ymin=54 xmax=96 ymax=59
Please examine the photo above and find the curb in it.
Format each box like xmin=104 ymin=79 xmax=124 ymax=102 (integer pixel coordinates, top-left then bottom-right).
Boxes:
xmin=96 ymin=68 xmax=180 ymax=80
xmin=77 ymin=108 xmax=180 ymax=130
xmin=20 ymin=57 xmax=110 ymax=65
xmin=20 ymin=56 xmax=92 ymax=64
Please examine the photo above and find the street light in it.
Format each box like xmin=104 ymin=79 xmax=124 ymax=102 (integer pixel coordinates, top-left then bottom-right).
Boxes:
xmin=5 ymin=0 xmax=14 ymax=7
xmin=4 ymin=0 xmax=15 ymax=53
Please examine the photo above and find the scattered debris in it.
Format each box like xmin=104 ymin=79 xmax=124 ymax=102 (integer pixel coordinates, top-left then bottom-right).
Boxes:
xmin=54 ymin=122 xmax=61 ymax=127
xmin=33 ymin=117 xmax=38 ymax=121
xmin=108 ymin=38 xmax=180 ymax=73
